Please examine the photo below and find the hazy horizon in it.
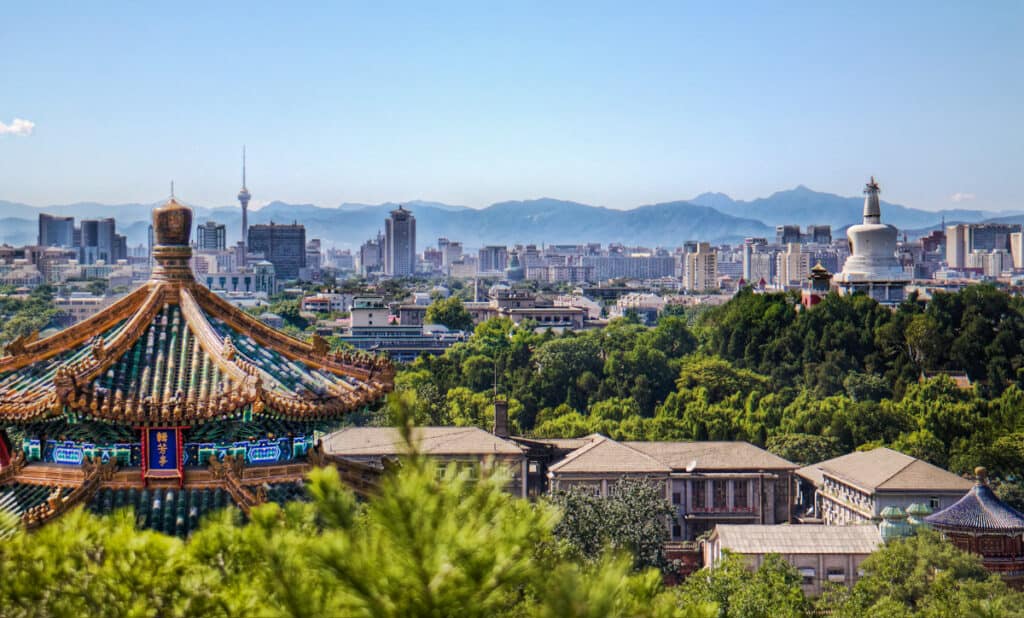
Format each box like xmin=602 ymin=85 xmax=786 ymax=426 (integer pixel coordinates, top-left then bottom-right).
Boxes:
xmin=2 ymin=3 xmax=1021 ymax=212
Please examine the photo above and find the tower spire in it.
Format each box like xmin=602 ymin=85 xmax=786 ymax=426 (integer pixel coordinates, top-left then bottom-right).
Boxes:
xmin=237 ymin=147 xmax=252 ymax=265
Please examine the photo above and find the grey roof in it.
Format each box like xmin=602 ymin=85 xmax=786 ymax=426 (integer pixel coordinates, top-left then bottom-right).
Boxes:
xmin=926 ymin=482 xmax=1024 ymax=532
xmin=321 ymin=427 xmax=524 ymax=457
xmin=548 ymin=436 xmax=671 ymax=475
xmin=625 ymin=441 xmax=797 ymax=471
xmin=797 ymin=448 xmax=973 ymax=494
xmin=712 ymin=524 xmax=882 ymax=555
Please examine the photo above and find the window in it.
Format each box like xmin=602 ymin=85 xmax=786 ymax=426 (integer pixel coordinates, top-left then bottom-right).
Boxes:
xmin=799 ymin=567 xmax=816 ymax=586
xmin=672 ymin=522 xmax=682 ymax=539
xmin=929 ymin=497 xmax=940 ymax=510
xmin=672 ymin=492 xmax=681 ymax=505
xmin=827 ymin=568 xmax=845 ymax=583
xmin=733 ymin=480 xmax=749 ymax=509
xmin=692 ymin=480 xmax=706 ymax=509
xmin=713 ymin=480 xmax=727 ymax=508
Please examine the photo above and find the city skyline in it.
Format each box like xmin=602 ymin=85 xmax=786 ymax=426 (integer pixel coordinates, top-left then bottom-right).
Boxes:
xmin=1 ymin=2 xmax=1022 ymax=211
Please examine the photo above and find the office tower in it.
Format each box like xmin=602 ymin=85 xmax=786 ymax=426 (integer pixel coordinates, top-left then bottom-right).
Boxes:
xmin=112 ymin=234 xmax=128 ymax=261
xmin=442 ymin=241 xmax=462 ymax=268
xmin=776 ymin=225 xmax=802 ymax=245
xmin=247 ymin=222 xmax=306 ymax=280
xmin=38 ymin=214 xmax=75 ymax=247
xmin=305 ymin=239 xmax=322 ymax=275
xmin=478 ymin=246 xmax=509 ymax=273
xmin=946 ymin=224 xmax=969 ymax=269
xmin=741 ymin=237 xmax=768 ymax=281
xmin=196 ymin=221 xmax=227 ymax=251
xmin=359 ymin=232 xmax=384 ymax=275
xmin=237 ymin=147 xmax=251 ymax=262
xmin=685 ymin=242 xmax=717 ymax=291
xmin=968 ymin=223 xmax=1021 ymax=252
xmin=806 ymin=225 xmax=832 ymax=245
xmin=777 ymin=242 xmax=810 ymax=287
xmin=1011 ymin=233 xmax=1024 ymax=270
xmin=423 ymin=247 xmax=443 ymax=271
xmin=79 ymin=218 xmax=116 ymax=264
xmin=384 ymin=206 xmax=416 ymax=277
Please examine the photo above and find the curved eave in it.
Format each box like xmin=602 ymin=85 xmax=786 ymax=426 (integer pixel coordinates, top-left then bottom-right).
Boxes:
xmin=0 ymin=280 xmax=391 ymax=425
xmin=0 ymin=283 xmax=155 ymax=374
xmin=190 ymin=283 xmax=395 ymax=387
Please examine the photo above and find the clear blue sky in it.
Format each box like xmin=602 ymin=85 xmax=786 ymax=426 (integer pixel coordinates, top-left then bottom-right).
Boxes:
xmin=1 ymin=1 xmax=1021 ymax=211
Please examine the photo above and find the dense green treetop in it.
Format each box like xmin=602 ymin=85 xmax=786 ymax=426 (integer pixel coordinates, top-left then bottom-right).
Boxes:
xmin=395 ymin=286 xmax=1024 ymax=497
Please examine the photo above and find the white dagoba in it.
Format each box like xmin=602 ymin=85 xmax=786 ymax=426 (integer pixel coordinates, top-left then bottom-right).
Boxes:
xmin=834 ymin=177 xmax=910 ymax=304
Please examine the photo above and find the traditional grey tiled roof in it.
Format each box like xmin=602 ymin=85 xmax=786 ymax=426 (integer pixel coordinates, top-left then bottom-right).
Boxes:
xmin=625 ymin=441 xmax=797 ymax=471
xmin=548 ymin=436 xmax=671 ymax=475
xmin=712 ymin=524 xmax=882 ymax=555
xmin=321 ymin=427 xmax=525 ymax=457
xmin=925 ymin=482 xmax=1024 ymax=532
xmin=524 ymin=434 xmax=602 ymax=451
xmin=797 ymin=448 xmax=973 ymax=494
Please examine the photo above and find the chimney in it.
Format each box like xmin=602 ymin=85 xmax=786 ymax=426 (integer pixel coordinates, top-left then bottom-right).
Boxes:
xmin=493 ymin=398 xmax=509 ymax=438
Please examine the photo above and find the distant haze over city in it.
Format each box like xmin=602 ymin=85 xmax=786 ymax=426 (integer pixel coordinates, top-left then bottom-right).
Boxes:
xmin=1 ymin=5 xmax=1022 ymax=211
xmin=1 ymin=184 xmax=1021 ymax=249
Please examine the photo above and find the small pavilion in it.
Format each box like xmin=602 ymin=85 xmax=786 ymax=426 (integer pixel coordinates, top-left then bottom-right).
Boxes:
xmin=925 ymin=467 xmax=1024 ymax=587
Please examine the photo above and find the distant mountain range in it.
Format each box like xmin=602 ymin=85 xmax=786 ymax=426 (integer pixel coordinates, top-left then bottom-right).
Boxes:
xmin=0 ymin=187 xmax=1015 ymax=250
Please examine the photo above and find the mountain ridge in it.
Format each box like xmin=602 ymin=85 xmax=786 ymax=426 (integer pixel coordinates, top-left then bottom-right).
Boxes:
xmin=0 ymin=187 xmax=1014 ymax=249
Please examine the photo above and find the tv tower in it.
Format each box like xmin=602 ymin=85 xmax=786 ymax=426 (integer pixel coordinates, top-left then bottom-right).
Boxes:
xmin=237 ymin=146 xmax=251 ymax=262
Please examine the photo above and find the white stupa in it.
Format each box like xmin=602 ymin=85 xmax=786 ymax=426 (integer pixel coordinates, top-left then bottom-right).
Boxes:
xmin=834 ymin=177 xmax=910 ymax=304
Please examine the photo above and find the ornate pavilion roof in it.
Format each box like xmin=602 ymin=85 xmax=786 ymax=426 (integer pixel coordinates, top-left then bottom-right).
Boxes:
xmin=0 ymin=197 xmax=394 ymax=427
xmin=925 ymin=468 xmax=1024 ymax=533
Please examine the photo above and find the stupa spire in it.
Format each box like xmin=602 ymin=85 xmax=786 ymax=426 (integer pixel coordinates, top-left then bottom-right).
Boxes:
xmin=863 ymin=176 xmax=882 ymax=224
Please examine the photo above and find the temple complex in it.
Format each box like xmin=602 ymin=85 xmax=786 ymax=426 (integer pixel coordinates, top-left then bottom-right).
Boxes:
xmin=0 ymin=197 xmax=394 ymax=536
xmin=925 ymin=467 xmax=1024 ymax=587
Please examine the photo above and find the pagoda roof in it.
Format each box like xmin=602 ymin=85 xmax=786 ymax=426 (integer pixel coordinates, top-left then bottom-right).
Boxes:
xmin=0 ymin=199 xmax=393 ymax=426
xmin=925 ymin=478 xmax=1024 ymax=532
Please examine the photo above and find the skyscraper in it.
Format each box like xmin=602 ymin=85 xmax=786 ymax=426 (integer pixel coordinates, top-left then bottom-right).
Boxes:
xmin=38 ymin=214 xmax=75 ymax=247
xmin=384 ymin=206 xmax=416 ymax=277
xmin=196 ymin=221 xmax=227 ymax=251
xmin=248 ymin=222 xmax=306 ymax=280
xmin=685 ymin=242 xmax=718 ymax=291
xmin=237 ymin=147 xmax=251 ymax=261
xmin=79 ymin=218 xmax=117 ymax=264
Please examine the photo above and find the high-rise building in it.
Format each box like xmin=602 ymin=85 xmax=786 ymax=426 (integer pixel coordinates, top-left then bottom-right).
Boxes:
xmin=38 ymin=214 xmax=75 ymax=247
xmin=237 ymin=147 xmax=251 ymax=262
xmin=248 ymin=222 xmax=306 ymax=280
xmin=776 ymin=225 xmax=802 ymax=245
xmin=741 ymin=237 xmax=768 ymax=282
xmin=79 ymin=218 xmax=117 ymax=264
xmin=685 ymin=242 xmax=718 ymax=291
xmin=445 ymin=242 xmax=463 ymax=268
xmin=359 ymin=232 xmax=385 ymax=275
xmin=946 ymin=223 xmax=1021 ymax=270
xmin=384 ymin=206 xmax=416 ymax=277
xmin=196 ymin=221 xmax=227 ymax=251
xmin=806 ymin=225 xmax=832 ymax=245
xmin=776 ymin=242 xmax=810 ymax=287
xmin=946 ymin=224 xmax=969 ymax=269
xmin=1010 ymin=233 xmax=1024 ymax=270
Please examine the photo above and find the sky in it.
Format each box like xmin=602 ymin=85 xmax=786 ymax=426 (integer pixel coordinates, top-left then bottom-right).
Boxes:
xmin=1 ymin=1 xmax=1022 ymax=212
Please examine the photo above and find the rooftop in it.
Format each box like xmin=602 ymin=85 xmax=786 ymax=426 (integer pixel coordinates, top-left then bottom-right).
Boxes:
xmin=625 ymin=441 xmax=797 ymax=471
xmin=797 ymin=447 xmax=973 ymax=494
xmin=926 ymin=472 xmax=1024 ymax=532
xmin=712 ymin=524 xmax=882 ymax=555
xmin=322 ymin=426 xmax=524 ymax=457
xmin=547 ymin=436 xmax=671 ymax=475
